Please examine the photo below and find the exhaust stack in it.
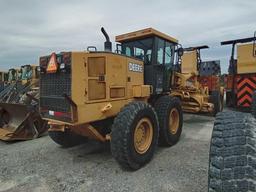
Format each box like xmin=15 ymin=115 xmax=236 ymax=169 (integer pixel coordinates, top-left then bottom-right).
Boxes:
xmin=101 ymin=27 xmax=112 ymax=52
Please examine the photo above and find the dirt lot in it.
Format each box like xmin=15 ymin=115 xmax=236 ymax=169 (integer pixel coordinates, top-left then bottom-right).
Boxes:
xmin=0 ymin=114 xmax=215 ymax=192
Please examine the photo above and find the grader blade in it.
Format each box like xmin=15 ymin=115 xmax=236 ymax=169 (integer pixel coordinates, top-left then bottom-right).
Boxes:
xmin=0 ymin=103 xmax=47 ymax=141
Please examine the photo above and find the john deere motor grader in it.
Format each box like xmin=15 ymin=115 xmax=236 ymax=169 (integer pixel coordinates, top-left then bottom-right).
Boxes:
xmin=171 ymin=45 xmax=224 ymax=115
xmin=39 ymin=27 xmax=184 ymax=170
xmin=0 ymin=65 xmax=47 ymax=141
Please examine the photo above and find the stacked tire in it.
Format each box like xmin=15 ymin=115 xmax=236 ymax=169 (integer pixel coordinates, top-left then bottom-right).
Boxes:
xmin=208 ymin=111 xmax=256 ymax=192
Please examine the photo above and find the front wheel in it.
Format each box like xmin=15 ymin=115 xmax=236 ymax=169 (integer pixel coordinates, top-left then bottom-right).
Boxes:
xmin=110 ymin=101 xmax=159 ymax=170
xmin=210 ymin=91 xmax=222 ymax=116
xmin=154 ymin=96 xmax=183 ymax=146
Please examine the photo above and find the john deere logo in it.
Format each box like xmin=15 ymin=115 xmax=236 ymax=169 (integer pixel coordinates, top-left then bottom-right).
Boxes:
xmin=128 ymin=63 xmax=143 ymax=73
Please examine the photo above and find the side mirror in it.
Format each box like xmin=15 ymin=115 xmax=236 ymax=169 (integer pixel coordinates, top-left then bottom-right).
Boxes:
xmin=177 ymin=48 xmax=184 ymax=57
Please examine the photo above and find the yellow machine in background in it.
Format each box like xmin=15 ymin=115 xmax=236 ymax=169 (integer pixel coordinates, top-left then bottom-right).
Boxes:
xmin=0 ymin=65 xmax=48 ymax=141
xmin=0 ymin=71 xmax=8 ymax=92
xmin=171 ymin=46 xmax=224 ymax=115
xmin=221 ymin=36 xmax=256 ymax=109
xmin=39 ymin=27 xmax=184 ymax=170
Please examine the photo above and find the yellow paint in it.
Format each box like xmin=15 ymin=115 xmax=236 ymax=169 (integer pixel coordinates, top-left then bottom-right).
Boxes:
xmin=181 ymin=51 xmax=198 ymax=74
xmin=116 ymin=28 xmax=178 ymax=43
xmin=237 ymin=43 xmax=256 ymax=74
xmin=48 ymin=52 xmax=146 ymax=125
xmin=132 ymin=85 xmax=151 ymax=98
xmin=0 ymin=71 xmax=7 ymax=82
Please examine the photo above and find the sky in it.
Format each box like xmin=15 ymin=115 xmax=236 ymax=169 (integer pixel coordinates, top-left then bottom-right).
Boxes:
xmin=0 ymin=0 xmax=255 ymax=73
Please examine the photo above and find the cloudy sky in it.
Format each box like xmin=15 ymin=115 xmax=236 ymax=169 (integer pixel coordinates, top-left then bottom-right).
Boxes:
xmin=0 ymin=0 xmax=255 ymax=73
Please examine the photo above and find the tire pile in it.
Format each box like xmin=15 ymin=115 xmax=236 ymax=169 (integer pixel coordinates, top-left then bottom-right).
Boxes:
xmin=208 ymin=111 xmax=256 ymax=192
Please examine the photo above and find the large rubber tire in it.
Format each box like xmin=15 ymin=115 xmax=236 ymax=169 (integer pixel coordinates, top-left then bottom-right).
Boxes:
xmin=49 ymin=130 xmax=88 ymax=148
xmin=210 ymin=91 xmax=222 ymax=116
xmin=154 ymin=96 xmax=183 ymax=146
xmin=226 ymin=91 xmax=232 ymax=107
xmin=251 ymin=91 xmax=256 ymax=118
xmin=220 ymin=95 xmax=224 ymax=112
xmin=110 ymin=101 xmax=159 ymax=170
xmin=208 ymin=111 xmax=256 ymax=192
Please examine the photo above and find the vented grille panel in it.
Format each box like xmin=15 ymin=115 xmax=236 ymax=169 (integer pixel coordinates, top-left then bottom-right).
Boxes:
xmin=40 ymin=73 xmax=71 ymax=96
xmin=88 ymin=57 xmax=105 ymax=77
xmin=40 ymin=72 xmax=71 ymax=114
xmin=110 ymin=87 xmax=125 ymax=98
xmin=88 ymin=80 xmax=106 ymax=100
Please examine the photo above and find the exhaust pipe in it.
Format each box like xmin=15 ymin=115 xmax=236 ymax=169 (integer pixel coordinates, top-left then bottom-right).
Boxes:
xmin=101 ymin=27 xmax=112 ymax=52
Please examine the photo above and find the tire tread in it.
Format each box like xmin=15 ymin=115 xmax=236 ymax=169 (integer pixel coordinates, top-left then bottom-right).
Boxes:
xmin=208 ymin=111 xmax=256 ymax=192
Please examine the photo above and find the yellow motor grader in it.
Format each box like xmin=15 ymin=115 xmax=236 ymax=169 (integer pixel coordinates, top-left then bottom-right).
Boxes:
xmin=171 ymin=46 xmax=224 ymax=115
xmin=0 ymin=65 xmax=48 ymax=141
xmin=39 ymin=27 xmax=184 ymax=170
xmin=0 ymin=71 xmax=8 ymax=92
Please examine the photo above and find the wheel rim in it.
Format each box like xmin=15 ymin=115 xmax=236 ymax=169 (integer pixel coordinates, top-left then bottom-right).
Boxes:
xmin=169 ymin=108 xmax=180 ymax=135
xmin=134 ymin=118 xmax=153 ymax=154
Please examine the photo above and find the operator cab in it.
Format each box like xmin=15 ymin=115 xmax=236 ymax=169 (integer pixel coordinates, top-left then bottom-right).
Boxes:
xmin=116 ymin=28 xmax=179 ymax=94
xmin=20 ymin=65 xmax=39 ymax=81
xmin=7 ymin=68 xmax=18 ymax=82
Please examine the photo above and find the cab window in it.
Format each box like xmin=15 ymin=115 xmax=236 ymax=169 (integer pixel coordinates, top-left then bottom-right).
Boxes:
xmin=125 ymin=47 xmax=131 ymax=56
xmin=134 ymin=47 xmax=145 ymax=60
xmin=157 ymin=39 xmax=165 ymax=65
xmin=121 ymin=37 xmax=153 ymax=65
xmin=165 ymin=42 xmax=173 ymax=65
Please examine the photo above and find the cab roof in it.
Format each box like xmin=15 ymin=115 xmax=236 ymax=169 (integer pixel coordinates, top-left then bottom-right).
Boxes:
xmin=115 ymin=28 xmax=178 ymax=44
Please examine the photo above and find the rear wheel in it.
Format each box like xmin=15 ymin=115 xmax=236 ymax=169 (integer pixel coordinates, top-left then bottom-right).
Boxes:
xmin=226 ymin=91 xmax=232 ymax=107
xmin=251 ymin=91 xmax=256 ymax=118
xmin=208 ymin=111 xmax=256 ymax=192
xmin=154 ymin=96 xmax=183 ymax=146
xmin=49 ymin=130 xmax=88 ymax=148
xmin=110 ymin=101 xmax=159 ymax=170
xmin=210 ymin=91 xmax=222 ymax=116
xmin=220 ymin=95 xmax=224 ymax=112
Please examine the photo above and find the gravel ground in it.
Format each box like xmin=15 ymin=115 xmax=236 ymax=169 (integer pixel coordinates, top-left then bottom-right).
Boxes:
xmin=0 ymin=113 xmax=215 ymax=192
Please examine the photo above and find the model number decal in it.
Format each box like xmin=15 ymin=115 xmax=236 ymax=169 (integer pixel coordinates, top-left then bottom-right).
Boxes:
xmin=128 ymin=63 xmax=143 ymax=73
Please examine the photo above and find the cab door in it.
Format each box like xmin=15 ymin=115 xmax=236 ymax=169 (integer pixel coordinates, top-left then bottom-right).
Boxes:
xmin=144 ymin=37 xmax=175 ymax=94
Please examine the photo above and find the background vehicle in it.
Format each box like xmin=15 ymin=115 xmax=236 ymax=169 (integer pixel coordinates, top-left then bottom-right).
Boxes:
xmin=221 ymin=34 xmax=256 ymax=110
xmin=39 ymin=27 xmax=184 ymax=170
xmin=0 ymin=65 xmax=48 ymax=141
xmin=0 ymin=71 xmax=8 ymax=92
xmin=208 ymin=33 xmax=256 ymax=192
xmin=171 ymin=46 xmax=224 ymax=115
